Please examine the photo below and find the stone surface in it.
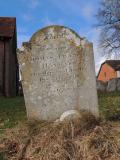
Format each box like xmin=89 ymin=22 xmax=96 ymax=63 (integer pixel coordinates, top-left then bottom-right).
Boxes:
xmin=96 ymin=80 xmax=107 ymax=92
xmin=107 ymin=78 xmax=117 ymax=92
xmin=18 ymin=25 xmax=99 ymax=121
xmin=117 ymin=78 xmax=120 ymax=91
xmin=60 ymin=110 xmax=81 ymax=121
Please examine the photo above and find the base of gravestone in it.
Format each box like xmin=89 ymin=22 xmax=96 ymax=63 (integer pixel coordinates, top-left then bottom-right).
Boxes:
xmin=60 ymin=110 xmax=81 ymax=121
xmin=58 ymin=110 xmax=99 ymax=123
xmin=26 ymin=110 xmax=99 ymax=125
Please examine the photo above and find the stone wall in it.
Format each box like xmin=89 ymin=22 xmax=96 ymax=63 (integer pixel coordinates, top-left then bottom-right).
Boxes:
xmin=97 ymin=78 xmax=120 ymax=92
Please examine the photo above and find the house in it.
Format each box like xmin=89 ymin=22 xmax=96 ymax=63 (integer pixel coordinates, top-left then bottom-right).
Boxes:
xmin=0 ymin=17 xmax=19 ymax=97
xmin=97 ymin=60 xmax=120 ymax=82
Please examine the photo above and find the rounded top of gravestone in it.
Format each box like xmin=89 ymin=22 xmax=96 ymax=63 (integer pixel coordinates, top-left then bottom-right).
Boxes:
xmin=29 ymin=25 xmax=84 ymax=46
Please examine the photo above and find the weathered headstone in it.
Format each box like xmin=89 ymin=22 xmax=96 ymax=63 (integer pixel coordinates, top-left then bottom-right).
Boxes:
xmin=96 ymin=80 xmax=107 ymax=92
xmin=107 ymin=78 xmax=117 ymax=92
xmin=117 ymin=78 xmax=120 ymax=91
xmin=18 ymin=25 xmax=99 ymax=121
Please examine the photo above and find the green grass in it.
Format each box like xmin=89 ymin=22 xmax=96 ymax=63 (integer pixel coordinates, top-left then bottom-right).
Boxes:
xmin=98 ymin=91 xmax=120 ymax=120
xmin=0 ymin=92 xmax=120 ymax=130
xmin=0 ymin=153 xmax=4 ymax=160
xmin=0 ymin=96 xmax=26 ymax=129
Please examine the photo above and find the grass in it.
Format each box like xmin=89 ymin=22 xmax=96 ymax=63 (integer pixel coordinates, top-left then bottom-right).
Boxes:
xmin=0 ymin=91 xmax=120 ymax=130
xmin=0 ymin=93 xmax=120 ymax=160
xmin=0 ymin=115 xmax=120 ymax=160
xmin=0 ymin=96 xmax=26 ymax=129
xmin=98 ymin=91 xmax=120 ymax=120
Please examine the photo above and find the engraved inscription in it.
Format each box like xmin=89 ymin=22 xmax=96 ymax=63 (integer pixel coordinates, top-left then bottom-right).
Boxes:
xmin=29 ymin=41 xmax=83 ymax=94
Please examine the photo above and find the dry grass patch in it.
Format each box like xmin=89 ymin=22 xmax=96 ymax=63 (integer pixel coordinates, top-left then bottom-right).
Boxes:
xmin=0 ymin=113 xmax=120 ymax=160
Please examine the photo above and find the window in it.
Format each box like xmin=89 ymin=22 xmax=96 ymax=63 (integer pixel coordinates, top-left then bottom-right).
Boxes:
xmin=117 ymin=71 xmax=120 ymax=78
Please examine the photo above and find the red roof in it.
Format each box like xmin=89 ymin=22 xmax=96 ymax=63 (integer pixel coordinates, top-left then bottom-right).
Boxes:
xmin=0 ymin=17 xmax=16 ymax=38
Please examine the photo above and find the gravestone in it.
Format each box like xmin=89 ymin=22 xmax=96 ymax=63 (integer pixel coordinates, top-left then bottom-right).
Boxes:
xmin=107 ymin=78 xmax=117 ymax=92
xmin=18 ymin=25 xmax=99 ymax=121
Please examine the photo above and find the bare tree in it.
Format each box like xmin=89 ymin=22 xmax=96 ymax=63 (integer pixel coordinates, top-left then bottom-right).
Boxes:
xmin=96 ymin=0 xmax=120 ymax=58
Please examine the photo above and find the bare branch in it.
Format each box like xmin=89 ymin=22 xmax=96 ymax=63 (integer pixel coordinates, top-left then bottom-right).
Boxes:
xmin=96 ymin=0 xmax=120 ymax=58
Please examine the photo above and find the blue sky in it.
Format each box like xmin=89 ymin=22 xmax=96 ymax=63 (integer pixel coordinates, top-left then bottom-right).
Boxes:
xmin=0 ymin=0 xmax=105 ymax=73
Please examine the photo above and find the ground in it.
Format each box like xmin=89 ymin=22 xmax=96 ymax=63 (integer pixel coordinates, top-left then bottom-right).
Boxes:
xmin=98 ymin=92 xmax=120 ymax=120
xmin=0 ymin=92 xmax=120 ymax=160
xmin=0 ymin=97 xmax=26 ymax=130
xmin=0 ymin=92 xmax=120 ymax=129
